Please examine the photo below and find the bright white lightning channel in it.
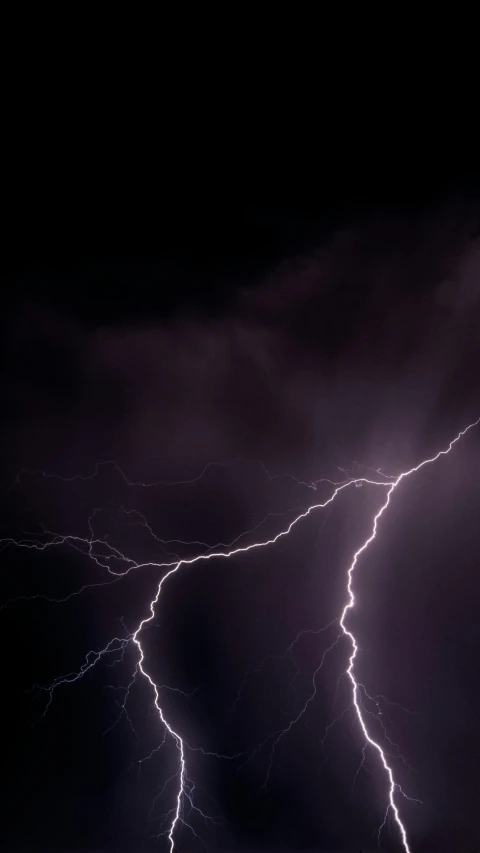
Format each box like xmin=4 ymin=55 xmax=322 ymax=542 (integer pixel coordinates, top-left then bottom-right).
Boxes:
xmin=4 ymin=416 xmax=480 ymax=852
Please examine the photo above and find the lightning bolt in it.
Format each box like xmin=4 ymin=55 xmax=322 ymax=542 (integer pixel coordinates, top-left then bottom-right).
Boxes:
xmin=338 ymin=416 xmax=480 ymax=849
xmin=3 ymin=416 xmax=479 ymax=851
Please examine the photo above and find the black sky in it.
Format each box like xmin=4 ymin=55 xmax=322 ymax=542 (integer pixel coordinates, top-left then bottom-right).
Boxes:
xmin=2 ymin=100 xmax=480 ymax=853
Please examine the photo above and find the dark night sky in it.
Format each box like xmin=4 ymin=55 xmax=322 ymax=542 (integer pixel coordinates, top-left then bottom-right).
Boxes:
xmin=1 ymin=100 xmax=480 ymax=853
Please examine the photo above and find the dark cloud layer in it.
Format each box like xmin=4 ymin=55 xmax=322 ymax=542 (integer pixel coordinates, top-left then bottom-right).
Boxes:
xmin=3 ymin=205 xmax=479 ymax=477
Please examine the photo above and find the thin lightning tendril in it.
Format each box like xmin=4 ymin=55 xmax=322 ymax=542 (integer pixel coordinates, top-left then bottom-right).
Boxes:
xmin=3 ymin=417 xmax=480 ymax=851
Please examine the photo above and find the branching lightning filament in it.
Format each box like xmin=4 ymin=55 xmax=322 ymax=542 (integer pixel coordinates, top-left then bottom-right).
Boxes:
xmin=3 ymin=416 xmax=479 ymax=852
